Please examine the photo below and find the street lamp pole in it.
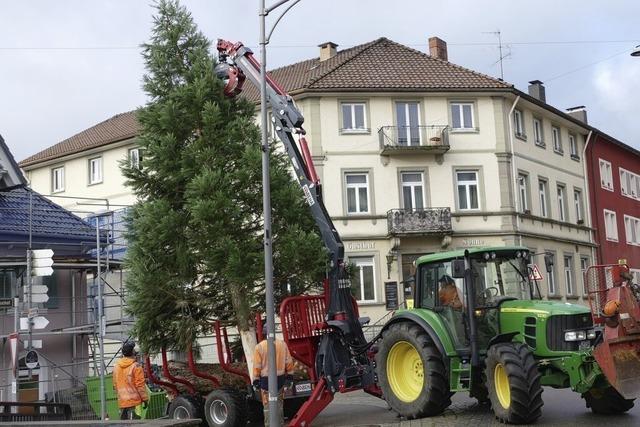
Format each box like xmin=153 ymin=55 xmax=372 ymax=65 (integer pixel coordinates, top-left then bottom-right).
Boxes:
xmin=259 ymin=1 xmax=300 ymax=426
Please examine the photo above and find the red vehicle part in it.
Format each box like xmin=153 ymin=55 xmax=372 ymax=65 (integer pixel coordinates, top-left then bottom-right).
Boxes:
xmin=586 ymin=264 xmax=640 ymax=399
xmin=144 ymin=355 xmax=178 ymax=398
xmin=161 ymin=347 xmax=197 ymax=394
xmin=186 ymin=345 xmax=221 ymax=388
xmin=213 ymin=321 xmax=251 ymax=384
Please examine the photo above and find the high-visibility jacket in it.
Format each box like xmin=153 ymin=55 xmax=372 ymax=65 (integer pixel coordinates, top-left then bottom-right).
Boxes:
xmin=252 ymin=339 xmax=294 ymax=381
xmin=112 ymin=357 xmax=148 ymax=409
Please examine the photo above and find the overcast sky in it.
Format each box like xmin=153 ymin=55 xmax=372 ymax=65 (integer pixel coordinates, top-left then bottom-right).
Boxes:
xmin=1 ymin=0 xmax=639 ymax=161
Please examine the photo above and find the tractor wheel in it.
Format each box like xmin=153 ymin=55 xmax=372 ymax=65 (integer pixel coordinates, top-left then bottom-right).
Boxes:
xmin=204 ymin=388 xmax=248 ymax=427
xmin=485 ymin=343 xmax=543 ymax=424
xmin=167 ymin=394 xmax=204 ymax=424
xmin=376 ymin=322 xmax=451 ymax=419
xmin=582 ymin=387 xmax=635 ymax=414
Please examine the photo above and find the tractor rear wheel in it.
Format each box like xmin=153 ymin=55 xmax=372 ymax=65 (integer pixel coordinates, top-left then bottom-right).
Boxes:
xmin=485 ymin=343 xmax=543 ymax=424
xmin=376 ymin=322 xmax=451 ymax=419
xmin=582 ymin=387 xmax=635 ymax=414
xmin=204 ymin=388 xmax=248 ymax=427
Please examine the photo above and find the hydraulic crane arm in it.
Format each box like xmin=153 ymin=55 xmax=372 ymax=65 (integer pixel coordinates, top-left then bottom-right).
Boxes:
xmin=215 ymin=40 xmax=366 ymax=349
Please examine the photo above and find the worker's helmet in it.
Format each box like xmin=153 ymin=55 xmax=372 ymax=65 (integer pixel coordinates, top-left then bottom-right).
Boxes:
xmin=122 ymin=340 xmax=136 ymax=357
xmin=439 ymin=274 xmax=455 ymax=286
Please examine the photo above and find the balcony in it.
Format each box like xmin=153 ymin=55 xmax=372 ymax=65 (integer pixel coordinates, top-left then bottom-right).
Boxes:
xmin=387 ymin=208 xmax=452 ymax=236
xmin=378 ymin=125 xmax=450 ymax=155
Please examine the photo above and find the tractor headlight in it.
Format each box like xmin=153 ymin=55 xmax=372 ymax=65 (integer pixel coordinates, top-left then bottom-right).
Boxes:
xmin=587 ymin=329 xmax=597 ymax=340
xmin=564 ymin=330 xmax=587 ymax=342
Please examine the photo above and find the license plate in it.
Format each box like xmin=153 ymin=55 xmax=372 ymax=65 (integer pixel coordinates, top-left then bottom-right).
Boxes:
xmin=295 ymin=382 xmax=312 ymax=393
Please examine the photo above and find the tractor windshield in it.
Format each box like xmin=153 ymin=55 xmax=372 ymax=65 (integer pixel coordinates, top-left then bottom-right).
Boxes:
xmin=470 ymin=256 xmax=533 ymax=307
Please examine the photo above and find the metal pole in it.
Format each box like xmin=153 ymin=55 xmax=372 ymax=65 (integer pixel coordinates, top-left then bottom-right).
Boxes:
xmin=260 ymin=1 xmax=279 ymax=425
xmin=27 ymin=191 xmax=33 ymax=353
xmin=96 ymin=220 xmax=105 ymax=420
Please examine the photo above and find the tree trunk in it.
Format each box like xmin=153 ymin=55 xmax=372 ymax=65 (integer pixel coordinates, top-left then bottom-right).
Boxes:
xmin=229 ymin=283 xmax=257 ymax=377
xmin=240 ymin=328 xmax=257 ymax=378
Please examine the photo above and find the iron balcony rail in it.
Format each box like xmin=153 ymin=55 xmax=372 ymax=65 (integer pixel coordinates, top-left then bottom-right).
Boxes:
xmin=387 ymin=207 xmax=453 ymax=235
xmin=378 ymin=125 xmax=450 ymax=153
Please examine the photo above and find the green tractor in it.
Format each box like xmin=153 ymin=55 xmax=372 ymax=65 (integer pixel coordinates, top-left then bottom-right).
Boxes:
xmin=376 ymin=246 xmax=636 ymax=423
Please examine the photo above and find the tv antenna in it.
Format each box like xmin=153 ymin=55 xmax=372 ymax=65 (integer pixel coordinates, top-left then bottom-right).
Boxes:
xmin=484 ymin=30 xmax=511 ymax=80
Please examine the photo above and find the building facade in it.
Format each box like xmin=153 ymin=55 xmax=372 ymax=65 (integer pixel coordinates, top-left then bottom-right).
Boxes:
xmin=21 ymin=37 xmax=598 ymax=324
xmin=586 ymin=131 xmax=640 ymax=282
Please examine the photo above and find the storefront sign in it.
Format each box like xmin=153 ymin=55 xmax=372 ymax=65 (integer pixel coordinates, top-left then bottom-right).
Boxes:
xmin=347 ymin=241 xmax=376 ymax=251
xmin=385 ymin=281 xmax=398 ymax=311
xmin=462 ymin=238 xmax=485 ymax=247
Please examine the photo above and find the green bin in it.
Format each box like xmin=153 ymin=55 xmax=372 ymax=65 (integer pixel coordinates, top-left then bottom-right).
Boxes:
xmin=86 ymin=374 xmax=168 ymax=419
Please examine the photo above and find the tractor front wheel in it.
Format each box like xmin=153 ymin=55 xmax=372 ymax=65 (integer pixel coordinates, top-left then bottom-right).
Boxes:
xmin=582 ymin=387 xmax=635 ymax=414
xmin=485 ymin=343 xmax=543 ymax=424
xmin=376 ymin=322 xmax=450 ymax=419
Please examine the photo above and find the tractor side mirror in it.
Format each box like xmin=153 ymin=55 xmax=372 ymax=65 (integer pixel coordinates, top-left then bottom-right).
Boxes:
xmin=544 ymin=254 xmax=554 ymax=273
xmin=451 ymin=259 xmax=466 ymax=278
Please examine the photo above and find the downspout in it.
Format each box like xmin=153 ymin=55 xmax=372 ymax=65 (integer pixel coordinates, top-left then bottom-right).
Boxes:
xmin=582 ymin=130 xmax=596 ymax=265
xmin=507 ymin=95 xmax=522 ymax=245
xmin=71 ymin=272 xmax=77 ymax=386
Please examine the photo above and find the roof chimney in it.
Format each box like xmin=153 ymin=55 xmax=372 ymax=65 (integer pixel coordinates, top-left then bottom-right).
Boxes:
xmin=428 ymin=37 xmax=448 ymax=61
xmin=319 ymin=41 xmax=338 ymax=61
xmin=528 ymin=80 xmax=546 ymax=103
xmin=566 ymin=106 xmax=588 ymax=124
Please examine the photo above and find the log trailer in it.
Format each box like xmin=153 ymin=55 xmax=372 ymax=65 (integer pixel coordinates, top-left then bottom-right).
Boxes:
xmin=211 ymin=39 xmax=640 ymax=426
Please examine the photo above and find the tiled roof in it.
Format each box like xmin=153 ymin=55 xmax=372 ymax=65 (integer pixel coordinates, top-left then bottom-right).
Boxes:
xmin=0 ymin=186 xmax=99 ymax=246
xmin=20 ymin=111 xmax=139 ymax=167
xmin=241 ymin=37 xmax=512 ymax=101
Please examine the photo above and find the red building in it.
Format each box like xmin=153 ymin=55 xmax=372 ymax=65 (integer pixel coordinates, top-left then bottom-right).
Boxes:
xmin=585 ymin=130 xmax=640 ymax=282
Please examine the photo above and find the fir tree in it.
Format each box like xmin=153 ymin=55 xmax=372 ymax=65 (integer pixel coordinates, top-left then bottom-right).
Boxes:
xmin=122 ymin=0 xmax=326 ymax=364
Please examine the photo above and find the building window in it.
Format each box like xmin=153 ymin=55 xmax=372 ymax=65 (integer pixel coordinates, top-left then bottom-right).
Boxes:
xmin=552 ymin=126 xmax=562 ymax=153
xmin=599 ymin=159 xmax=613 ymax=191
xmin=631 ymin=269 xmax=640 ymax=286
xmin=557 ymin=185 xmax=567 ymax=222
xmin=401 ymin=172 xmax=425 ymax=210
xmin=341 ymin=102 xmax=367 ymax=132
xmin=350 ymin=256 xmax=376 ymax=302
xmin=128 ymin=148 xmax=143 ymax=170
xmin=620 ymin=168 xmax=639 ymax=199
xmin=604 ymin=209 xmax=618 ymax=241
xmin=546 ymin=253 xmax=556 ymax=295
xmin=538 ymin=179 xmax=549 ymax=218
xmin=513 ymin=109 xmax=525 ymax=138
xmin=345 ymin=173 xmax=370 ymax=214
xmin=573 ymin=189 xmax=584 ymax=223
xmin=395 ymin=101 xmax=421 ymax=146
xmin=564 ymin=255 xmax=574 ymax=296
xmin=569 ymin=134 xmax=579 ymax=159
xmin=456 ymin=170 xmax=479 ymax=211
xmin=580 ymin=256 xmax=590 ymax=295
xmin=624 ymin=215 xmax=640 ymax=246
xmin=51 ymin=166 xmax=65 ymax=193
xmin=450 ymin=102 xmax=475 ymax=130
xmin=533 ymin=118 xmax=544 ymax=146
xmin=0 ymin=270 xmax=16 ymax=299
xmin=88 ymin=157 xmax=103 ymax=184
xmin=518 ymin=173 xmax=530 ymax=213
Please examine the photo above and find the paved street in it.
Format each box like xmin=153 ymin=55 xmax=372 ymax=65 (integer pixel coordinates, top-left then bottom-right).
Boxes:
xmin=313 ymin=388 xmax=640 ymax=426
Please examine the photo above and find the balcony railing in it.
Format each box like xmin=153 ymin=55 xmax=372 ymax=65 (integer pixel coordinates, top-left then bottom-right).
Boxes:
xmin=378 ymin=125 xmax=450 ymax=155
xmin=387 ymin=208 xmax=452 ymax=235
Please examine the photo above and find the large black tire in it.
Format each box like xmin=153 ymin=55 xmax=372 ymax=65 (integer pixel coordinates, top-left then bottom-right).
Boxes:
xmin=376 ymin=322 xmax=451 ymax=419
xmin=204 ymin=388 xmax=248 ymax=427
xmin=582 ymin=387 xmax=635 ymax=414
xmin=167 ymin=394 xmax=204 ymax=424
xmin=485 ymin=343 xmax=543 ymax=424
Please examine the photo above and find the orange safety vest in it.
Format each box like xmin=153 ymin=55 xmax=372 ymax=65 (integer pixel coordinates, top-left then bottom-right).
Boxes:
xmin=252 ymin=339 xmax=294 ymax=380
xmin=112 ymin=357 xmax=148 ymax=408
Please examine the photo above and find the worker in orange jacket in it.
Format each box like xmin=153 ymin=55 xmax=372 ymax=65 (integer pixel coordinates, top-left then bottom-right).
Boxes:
xmin=252 ymin=324 xmax=295 ymax=426
xmin=112 ymin=341 xmax=148 ymax=420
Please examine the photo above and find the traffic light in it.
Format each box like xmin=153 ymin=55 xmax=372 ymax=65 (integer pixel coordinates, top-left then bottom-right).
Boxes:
xmin=30 ymin=249 xmax=54 ymax=277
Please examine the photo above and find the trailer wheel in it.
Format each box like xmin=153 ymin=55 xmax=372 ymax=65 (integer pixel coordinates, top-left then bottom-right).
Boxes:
xmin=582 ymin=387 xmax=635 ymax=414
xmin=376 ymin=322 xmax=451 ymax=419
xmin=204 ymin=388 xmax=247 ymax=427
xmin=167 ymin=394 xmax=204 ymax=423
xmin=485 ymin=343 xmax=543 ymax=424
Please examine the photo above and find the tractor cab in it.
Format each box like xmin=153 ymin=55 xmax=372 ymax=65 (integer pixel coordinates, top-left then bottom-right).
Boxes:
xmin=415 ymin=247 xmax=533 ymax=350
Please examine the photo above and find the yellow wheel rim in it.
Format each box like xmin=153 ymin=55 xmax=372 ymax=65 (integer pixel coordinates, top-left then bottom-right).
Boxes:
xmin=387 ymin=341 xmax=424 ymax=403
xmin=494 ymin=363 xmax=511 ymax=409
